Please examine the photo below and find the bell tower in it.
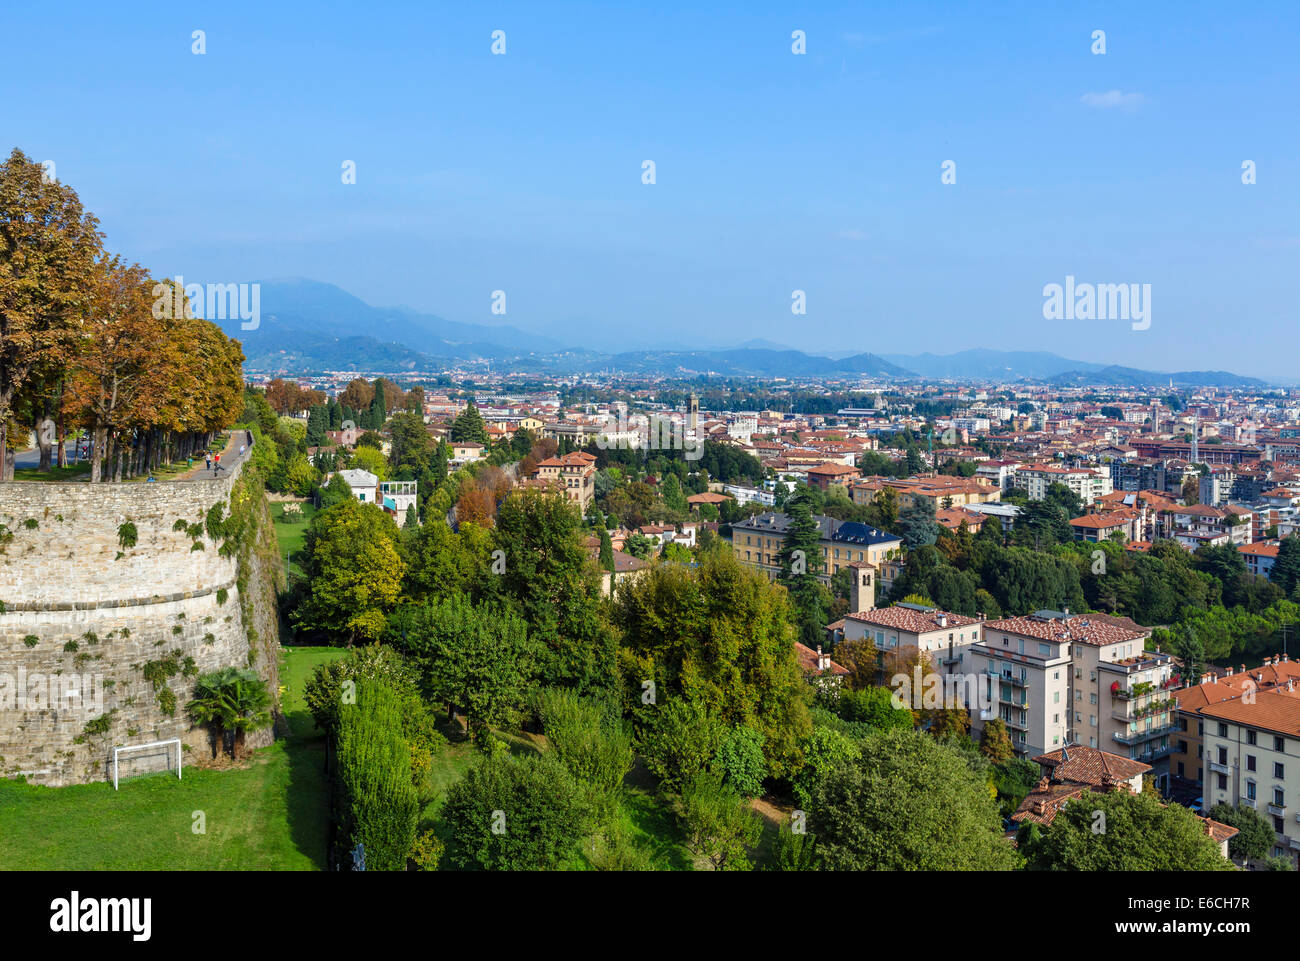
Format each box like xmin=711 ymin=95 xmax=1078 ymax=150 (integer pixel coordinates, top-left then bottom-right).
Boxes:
xmin=848 ymin=563 xmax=875 ymax=615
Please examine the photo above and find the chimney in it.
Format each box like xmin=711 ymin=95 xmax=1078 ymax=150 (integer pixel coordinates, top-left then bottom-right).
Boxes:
xmin=1226 ymin=666 xmax=1234 ymax=676
xmin=1240 ymin=664 xmax=1247 ymax=675
xmin=816 ymin=645 xmax=828 ymax=671
xmin=937 ymin=612 xmax=948 ymax=628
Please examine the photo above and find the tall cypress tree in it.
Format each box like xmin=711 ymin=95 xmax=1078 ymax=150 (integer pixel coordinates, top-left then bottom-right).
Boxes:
xmin=778 ymin=489 xmax=829 ymax=647
xmin=305 ymin=404 xmax=328 ymax=447
xmin=370 ymin=379 xmax=387 ymax=430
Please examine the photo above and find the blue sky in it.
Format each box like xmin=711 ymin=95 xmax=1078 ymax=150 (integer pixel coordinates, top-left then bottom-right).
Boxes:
xmin=4 ymin=1 xmax=1298 ymax=376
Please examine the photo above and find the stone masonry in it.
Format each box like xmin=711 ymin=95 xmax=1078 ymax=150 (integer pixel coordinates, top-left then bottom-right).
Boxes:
xmin=0 ymin=456 xmax=281 ymax=786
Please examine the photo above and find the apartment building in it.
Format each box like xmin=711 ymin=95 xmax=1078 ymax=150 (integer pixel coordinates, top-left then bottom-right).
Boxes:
xmin=529 ymin=450 xmax=597 ymax=512
xmin=849 ymin=475 xmax=1001 ymax=511
xmin=1015 ymin=464 xmax=1113 ymax=506
xmin=805 ymin=461 xmax=859 ymax=492
xmin=1068 ymin=508 xmax=1142 ymax=543
xmin=728 ymin=512 xmax=901 ymax=586
xmin=1239 ymin=541 xmax=1281 ymax=578
xmin=836 ymin=603 xmax=985 ymax=675
xmin=1172 ymin=656 xmax=1300 ymax=787
xmin=969 ymin=611 xmax=1158 ymax=764
xmin=1200 ymin=689 xmax=1300 ymax=866
xmin=1168 ymin=503 xmax=1252 ymax=548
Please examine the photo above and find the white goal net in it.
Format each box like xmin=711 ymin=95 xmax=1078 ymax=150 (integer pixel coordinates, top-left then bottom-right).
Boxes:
xmin=112 ymin=739 xmax=182 ymax=790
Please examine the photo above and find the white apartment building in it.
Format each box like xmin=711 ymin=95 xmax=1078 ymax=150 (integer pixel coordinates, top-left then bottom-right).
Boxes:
xmin=1014 ymin=464 xmax=1113 ymax=506
xmin=1201 ymin=690 xmax=1300 ymax=867
xmin=969 ymin=611 xmax=1156 ymax=763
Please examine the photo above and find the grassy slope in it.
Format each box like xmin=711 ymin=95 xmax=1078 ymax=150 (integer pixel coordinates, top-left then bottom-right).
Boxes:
xmin=0 ymin=645 xmax=346 ymax=871
xmin=270 ymin=502 xmax=317 ymax=578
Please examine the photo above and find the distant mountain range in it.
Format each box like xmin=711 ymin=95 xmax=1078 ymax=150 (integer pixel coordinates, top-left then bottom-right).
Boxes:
xmin=218 ymin=281 xmax=1273 ymax=387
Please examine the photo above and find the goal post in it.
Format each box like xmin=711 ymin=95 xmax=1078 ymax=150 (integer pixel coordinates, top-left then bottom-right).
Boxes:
xmin=112 ymin=738 xmax=182 ymax=790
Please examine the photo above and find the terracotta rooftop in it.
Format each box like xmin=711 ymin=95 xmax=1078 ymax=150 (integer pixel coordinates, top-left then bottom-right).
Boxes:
xmin=846 ymin=604 xmax=981 ymax=634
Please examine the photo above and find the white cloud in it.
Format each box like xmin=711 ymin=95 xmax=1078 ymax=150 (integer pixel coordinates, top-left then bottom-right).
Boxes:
xmin=1080 ymin=90 xmax=1145 ymax=111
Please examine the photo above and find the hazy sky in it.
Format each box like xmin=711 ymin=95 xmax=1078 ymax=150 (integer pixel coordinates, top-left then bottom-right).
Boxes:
xmin=5 ymin=1 xmax=1298 ymax=375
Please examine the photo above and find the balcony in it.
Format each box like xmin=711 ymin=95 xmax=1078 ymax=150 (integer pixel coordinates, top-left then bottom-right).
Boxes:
xmin=999 ymin=691 xmax=1030 ymax=708
xmin=1269 ymin=803 xmax=1287 ymax=818
xmin=1112 ymin=725 xmax=1174 ymax=746
xmin=1240 ymin=798 xmax=1256 ymax=809
xmin=1209 ymin=761 xmax=1231 ymax=775
xmin=1133 ymin=744 xmax=1174 ymax=762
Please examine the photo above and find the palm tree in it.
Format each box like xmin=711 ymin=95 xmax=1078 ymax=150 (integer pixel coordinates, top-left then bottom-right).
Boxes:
xmin=188 ymin=667 xmax=272 ymax=759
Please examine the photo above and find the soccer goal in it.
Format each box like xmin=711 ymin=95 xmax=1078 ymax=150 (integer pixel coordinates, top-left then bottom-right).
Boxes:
xmin=112 ymin=738 xmax=182 ymax=790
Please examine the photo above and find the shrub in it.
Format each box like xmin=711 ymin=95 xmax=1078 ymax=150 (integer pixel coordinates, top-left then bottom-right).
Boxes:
xmin=535 ymin=686 xmax=633 ymax=818
xmin=116 ymin=521 xmax=138 ymax=551
xmin=442 ymin=753 xmax=589 ymax=870
xmin=334 ymin=679 xmax=419 ymax=871
xmin=714 ymin=725 xmax=767 ymax=798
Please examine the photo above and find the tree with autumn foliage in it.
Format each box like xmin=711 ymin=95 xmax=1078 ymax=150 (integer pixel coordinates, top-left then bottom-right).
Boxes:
xmin=0 ymin=148 xmax=104 ymax=480
xmin=1 ymin=148 xmax=247 ymax=481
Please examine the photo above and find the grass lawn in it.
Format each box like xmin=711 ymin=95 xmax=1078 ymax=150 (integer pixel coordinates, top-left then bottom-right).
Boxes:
xmin=0 ymin=644 xmax=347 ymax=871
xmin=12 ymin=463 xmax=91 ymax=482
xmin=271 ymin=502 xmax=317 ymax=578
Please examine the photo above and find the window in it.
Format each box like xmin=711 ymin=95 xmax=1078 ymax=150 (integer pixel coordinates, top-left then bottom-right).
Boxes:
xmin=1247 ymin=730 xmax=1257 ymax=745
xmin=1039 ymin=643 xmax=1051 ymax=656
xmin=1275 ymin=762 xmax=1285 ymax=779
xmin=1218 ymin=774 xmax=1228 ymax=790
xmin=1089 ymin=715 xmax=1096 ymax=727
xmin=1089 ymin=693 xmax=1097 ymax=705
xmin=1273 ymin=788 xmax=1284 ymax=806
xmin=1247 ymin=781 xmax=1257 ymax=801
xmin=1276 ymin=736 xmax=1286 ymax=752
xmin=1218 ymin=746 xmax=1228 ymax=764
xmin=1218 ymin=723 xmax=1228 ymax=737
xmin=1178 ymin=740 xmax=1188 ymax=754
xmin=1247 ymin=755 xmax=1256 ymax=772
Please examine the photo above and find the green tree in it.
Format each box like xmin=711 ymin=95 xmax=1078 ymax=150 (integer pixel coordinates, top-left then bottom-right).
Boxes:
xmin=679 ymin=772 xmax=763 ymax=871
xmin=1025 ymin=789 xmax=1229 ymax=870
xmin=535 ymin=687 xmax=634 ymax=817
xmin=442 ymin=753 xmax=589 ymax=870
xmin=388 ymin=594 xmax=534 ymax=745
xmin=899 ymin=498 xmax=941 ymax=550
xmin=616 ymin=547 xmax=812 ymax=779
xmin=294 ymin=498 xmax=404 ymax=645
xmin=1208 ymin=803 xmax=1275 ymax=862
xmin=777 ymin=488 xmax=830 ymax=648
xmin=187 ymin=667 xmax=272 ymax=759
xmin=978 ymin=717 xmax=1014 ymax=764
xmin=451 ymin=401 xmax=489 ymax=444
xmin=494 ymin=488 xmax=615 ymax=694
xmin=714 ymin=725 xmax=767 ymax=798
xmin=812 ymin=728 xmax=1019 ymax=870
xmin=1272 ymin=537 xmax=1300 ymax=597
xmin=334 ymin=679 xmax=419 ymax=871
xmin=638 ymin=698 xmax=724 ymax=794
